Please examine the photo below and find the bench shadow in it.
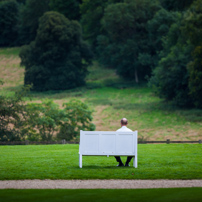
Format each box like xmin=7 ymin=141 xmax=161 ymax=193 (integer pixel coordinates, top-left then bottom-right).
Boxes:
xmin=69 ymin=165 xmax=134 ymax=169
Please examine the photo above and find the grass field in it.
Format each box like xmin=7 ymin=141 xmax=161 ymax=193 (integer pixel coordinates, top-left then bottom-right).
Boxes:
xmin=0 ymin=144 xmax=202 ymax=180
xmin=1 ymin=188 xmax=202 ymax=202
xmin=0 ymin=47 xmax=202 ymax=141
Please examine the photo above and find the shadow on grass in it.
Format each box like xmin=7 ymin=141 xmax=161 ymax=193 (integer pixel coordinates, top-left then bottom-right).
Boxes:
xmin=1 ymin=188 xmax=202 ymax=202
xmin=68 ymin=166 xmax=115 ymax=169
xmin=1 ymin=84 xmax=87 ymax=99
xmin=88 ymin=98 xmax=113 ymax=106
xmin=74 ymin=166 xmax=134 ymax=169
xmin=29 ymin=91 xmax=84 ymax=100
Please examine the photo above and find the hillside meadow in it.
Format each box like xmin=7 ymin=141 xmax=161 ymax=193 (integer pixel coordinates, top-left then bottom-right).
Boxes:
xmin=0 ymin=47 xmax=202 ymax=141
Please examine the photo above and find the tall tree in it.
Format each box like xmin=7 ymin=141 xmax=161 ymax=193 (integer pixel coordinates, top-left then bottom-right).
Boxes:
xmin=20 ymin=11 xmax=92 ymax=91
xmin=183 ymin=0 xmax=202 ymax=108
xmin=159 ymin=0 xmax=195 ymax=11
xmin=149 ymin=0 xmax=202 ymax=108
xmin=49 ymin=0 xmax=81 ymax=21
xmin=97 ymin=0 xmax=160 ymax=82
xmin=0 ymin=0 xmax=19 ymax=47
xmin=80 ymin=0 xmax=123 ymax=50
xmin=147 ymin=8 xmax=179 ymax=68
xmin=149 ymin=12 xmax=194 ymax=108
xmin=16 ymin=0 xmax=26 ymax=4
xmin=18 ymin=0 xmax=50 ymax=45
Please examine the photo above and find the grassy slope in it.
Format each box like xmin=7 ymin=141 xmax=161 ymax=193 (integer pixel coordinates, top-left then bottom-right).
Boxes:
xmin=0 ymin=47 xmax=202 ymax=141
xmin=0 ymin=144 xmax=202 ymax=180
xmin=1 ymin=188 xmax=202 ymax=202
xmin=0 ymin=47 xmax=23 ymax=95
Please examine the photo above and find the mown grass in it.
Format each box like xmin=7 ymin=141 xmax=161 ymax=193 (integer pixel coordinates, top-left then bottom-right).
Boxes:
xmin=1 ymin=188 xmax=202 ymax=202
xmin=0 ymin=144 xmax=202 ymax=180
xmin=0 ymin=47 xmax=202 ymax=140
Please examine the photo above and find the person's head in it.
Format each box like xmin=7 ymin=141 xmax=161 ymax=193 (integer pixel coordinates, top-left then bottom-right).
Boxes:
xmin=121 ymin=118 xmax=128 ymax=126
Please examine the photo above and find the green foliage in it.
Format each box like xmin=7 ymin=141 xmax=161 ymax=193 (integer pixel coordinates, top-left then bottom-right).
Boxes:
xmin=80 ymin=0 xmax=123 ymax=50
xmin=97 ymin=0 xmax=160 ymax=82
xmin=187 ymin=48 xmax=202 ymax=109
xmin=183 ymin=0 xmax=202 ymax=108
xmin=16 ymin=0 xmax=26 ymax=4
xmin=0 ymin=81 xmax=95 ymax=142
xmin=0 ymin=0 xmax=26 ymax=3
xmin=80 ymin=0 xmax=109 ymax=49
xmin=159 ymin=0 xmax=195 ymax=11
xmin=26 ymin=100 xmax=65 ymax=141
xmin=17 ymin=0 xmax=50 ymax=45
xmin=20 ymin=11 xmax=92 ymax=91
xmin=49 ymin=0 xmax=81 ymax=20
xmin=26 ymin=99 xmax=95 ymax=141
xmin=0 ymin=84 xmax=31 ymax=141
xmin=150 ymin=0 xmax=202 ymax=108
xmin=58 ymin=99 xmax=95 ymax=140
xmin=149 ymin=11 xmax=195 ymax=108
xmin=149 ymin=44 xmax=194 ymax=107
xmin=147 ymin=9 xmax=179 ymax=68
xmin=0 ymin=0 xmax=19 ymax=47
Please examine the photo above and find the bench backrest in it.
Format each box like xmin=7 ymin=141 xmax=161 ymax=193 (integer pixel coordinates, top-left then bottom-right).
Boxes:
xmin=79 ymin=130 xmax=138 ymax=156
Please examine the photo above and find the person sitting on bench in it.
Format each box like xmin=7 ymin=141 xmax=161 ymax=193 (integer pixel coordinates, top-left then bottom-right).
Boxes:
xmin=115 ymin=118 xmax=133 ymax=167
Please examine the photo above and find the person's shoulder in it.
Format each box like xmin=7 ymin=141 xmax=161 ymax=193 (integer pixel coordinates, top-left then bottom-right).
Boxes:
xmin=116 ymin=126 xmax=133 ymax=132
xmin=126 ymin=128 xmax=133 ymax=132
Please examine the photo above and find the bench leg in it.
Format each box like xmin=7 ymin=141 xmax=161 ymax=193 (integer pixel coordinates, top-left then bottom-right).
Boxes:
xmin=133 ymin=156 xmax=137 ymax=168
xmin=79 ymin=154 xmax=82 ymax=168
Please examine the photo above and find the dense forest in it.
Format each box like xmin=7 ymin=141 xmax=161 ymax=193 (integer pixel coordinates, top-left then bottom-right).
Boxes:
xmin=0 ymin=0 xmax=201 ymax=109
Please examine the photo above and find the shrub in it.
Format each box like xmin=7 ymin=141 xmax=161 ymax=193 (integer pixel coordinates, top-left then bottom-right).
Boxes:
xmin=0 ymin=84 xmax=31 ymax=141
xmin=25 ymin=100 xmax=65 ymax=141
xmin=57 ymin=99 xmax=96 ymax=141
xmin=26 ymin=99 xmax=95 ymax=141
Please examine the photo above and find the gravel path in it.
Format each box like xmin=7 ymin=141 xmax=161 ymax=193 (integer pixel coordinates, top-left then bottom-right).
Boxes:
xmin=1 ymin=180 xmax=202 ymax=189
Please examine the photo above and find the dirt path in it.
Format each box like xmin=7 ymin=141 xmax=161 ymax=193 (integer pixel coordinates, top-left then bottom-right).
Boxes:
xmin=1 ymin=180 xmax=202 ymax=189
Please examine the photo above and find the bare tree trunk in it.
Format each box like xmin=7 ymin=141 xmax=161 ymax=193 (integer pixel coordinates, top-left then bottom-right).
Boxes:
xmin=135 ymin=68 xmax=139 ymax=83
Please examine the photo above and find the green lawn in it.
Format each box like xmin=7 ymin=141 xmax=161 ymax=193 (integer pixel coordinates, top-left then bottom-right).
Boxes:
xmin=1 ymin=188 xmax=202 ymax=202
xmin=0 ymin=144 xmax=202 ymax=180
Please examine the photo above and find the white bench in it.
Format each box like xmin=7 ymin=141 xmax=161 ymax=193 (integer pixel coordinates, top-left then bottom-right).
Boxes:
xmin=79 ymin=130 xmax=138 ymax=168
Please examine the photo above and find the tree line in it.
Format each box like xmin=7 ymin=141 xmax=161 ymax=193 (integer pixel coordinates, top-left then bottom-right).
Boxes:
xmin=0 ymin=0 xmax=201 ymax=108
